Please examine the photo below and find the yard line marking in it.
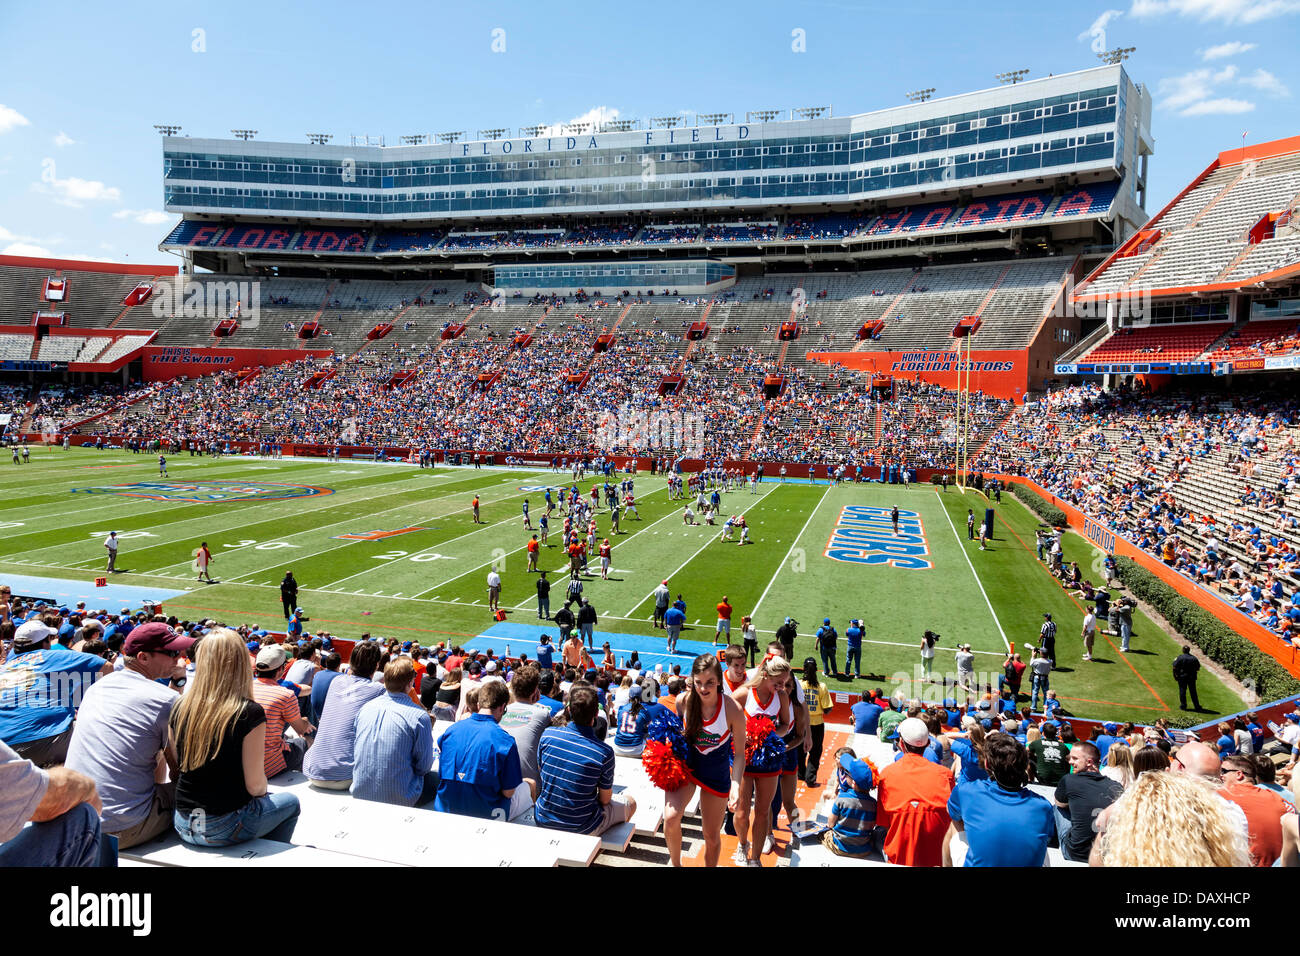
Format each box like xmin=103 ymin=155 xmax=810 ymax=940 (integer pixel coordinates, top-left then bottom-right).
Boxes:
xmin=936 ymin=491 xmax=1009 ymax=651
xmin=218 ymin=473 xmax=549 ymax=585
xmin=749 ymin=483 xmax=828 ymax=623
xmin=623 ymin=484 xmax=776 ymax=617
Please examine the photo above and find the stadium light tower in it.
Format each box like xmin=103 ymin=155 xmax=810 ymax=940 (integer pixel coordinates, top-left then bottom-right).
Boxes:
xmin=563 ymin=122 xmax=592 ymax=135
xmin=905 ymin=89 xmax=936 ymax=103
xmin=746 ymin=109 xmax=782 ymax=124
xmin=400 ymin=134 xmax=429 ymax=145
xmin=437 ymin=131 xmax=465 ymax=144
xmin=1097 ymin=46 xmax=1136 ymax=65
xmin=650 ymin=116 xmax=682 ymax=129
xmin=519 ymin=124 xmax=548 ymax=138
xmin=995 ymin=69 xmax=1030 ymax=85
xmin=697 ymin=112 xmax=734 ymax=126
xmin=478 ymin=128 xmax=508 ymax=140
xmin=601 ymin=119 xmax=637 ymax=132
xmin=792 ymin=106 xmax=831 ymax=121
xmin=154 ymin=124 xmax=182 ymax=137
xmin=306 ymin=133 xmax=333 ymax=145
xmin=230 ymin=129 xmax=258 ymax=140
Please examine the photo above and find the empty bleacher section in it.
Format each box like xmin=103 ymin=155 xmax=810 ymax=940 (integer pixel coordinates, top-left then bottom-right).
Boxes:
xmin=1079 ymin=147 xmax=1300 ymax=297
xmin=1080 ymin=323 xmax=1231 ymax=364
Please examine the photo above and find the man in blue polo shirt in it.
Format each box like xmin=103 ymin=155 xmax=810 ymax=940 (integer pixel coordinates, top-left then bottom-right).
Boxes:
xmin=535 ymin=684 xmax=636 ymax=835
xmin=945 ymin=733 xmax=1054 ymax=867
xmin=1095 ymin=722 xmax=1119 ymax=762
xmin=433 ymin=680 xmax=528 ymax=820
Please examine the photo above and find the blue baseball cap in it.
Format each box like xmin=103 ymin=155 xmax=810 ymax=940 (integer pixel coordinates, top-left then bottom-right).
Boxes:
xmin=824 ymin=618 xmax=831 ymax=625
xmin=838 ymin=753 xmax=873 ymax=790
xmin=1103 ymin=722 xmax=1118 ymax=733
xmin=246 ymin=640 xmax=260 ymax=653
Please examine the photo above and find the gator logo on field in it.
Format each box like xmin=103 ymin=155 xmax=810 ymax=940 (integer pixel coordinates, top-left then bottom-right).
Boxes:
xmin=334 ymin=526 xmax=427 ymax=540
xmin=824 ymin=505 xmax=932 ymax=570
xmin=73 ymin=481 xmax=333 ymax=503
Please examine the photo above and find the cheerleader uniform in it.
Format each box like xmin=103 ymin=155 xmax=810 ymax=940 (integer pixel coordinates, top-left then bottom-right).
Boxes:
xmin=686 ymin=697 xmax=734 ymax=798
xmin=722 ymin=671 xmax=746 ymax=698
xmin=778 ymin=696 xmax=800 ymax=778
xmin=743 ymin=686 xmax=784 ymax=778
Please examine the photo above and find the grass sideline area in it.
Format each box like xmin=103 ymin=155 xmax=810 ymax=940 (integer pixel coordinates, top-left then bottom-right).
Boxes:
xmin=0 ymin=446 xmax=1245 ymax=724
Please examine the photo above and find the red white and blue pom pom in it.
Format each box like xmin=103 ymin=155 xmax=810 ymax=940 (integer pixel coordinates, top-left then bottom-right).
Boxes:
xmin=744 ymin=714 xmax=786 ymax=771
xmin=643 ymin=710 xmax=690 ymax=791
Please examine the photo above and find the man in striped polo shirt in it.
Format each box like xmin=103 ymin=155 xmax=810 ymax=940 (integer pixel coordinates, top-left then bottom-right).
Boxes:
xmin=534 ymin=685 xmax=636 ymax=836
xmin=252 ymin=645 xmax=315 ymax=777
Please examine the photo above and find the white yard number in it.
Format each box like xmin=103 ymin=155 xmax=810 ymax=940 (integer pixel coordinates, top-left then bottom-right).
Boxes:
xmin=372 ymin=551 xmax=453 ymax=563
xmin=221 ymin=539 xmax=298 ymax=550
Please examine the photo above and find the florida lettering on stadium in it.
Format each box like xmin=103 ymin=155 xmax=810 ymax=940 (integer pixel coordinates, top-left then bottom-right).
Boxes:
xmin=824 ymin=505 xmax=932 ymax=569
xmin=890 ymin=351 xmax=1016 ymax=373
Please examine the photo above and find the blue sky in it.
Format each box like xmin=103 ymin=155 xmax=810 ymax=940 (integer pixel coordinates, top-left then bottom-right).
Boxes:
xmin=0 ymin=0 xmax=1295 ymax=265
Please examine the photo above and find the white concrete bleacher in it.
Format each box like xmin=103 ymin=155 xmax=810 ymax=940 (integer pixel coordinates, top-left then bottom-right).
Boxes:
xmin=120 ymin=834 xmax=401 ymax=868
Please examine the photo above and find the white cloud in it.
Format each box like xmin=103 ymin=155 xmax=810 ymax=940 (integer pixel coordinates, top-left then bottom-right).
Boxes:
xmin=1 ymin=241 xmax=58 ymax=257
xmin=33 ymin=175 xmax=122 ymax=207
xmin=53 ymin=131 xmax=75 ymax=147
xmin=1240 ymin=67 xmax=1290 ymax=96
xmin=1078 ymin=9 xmax=1123 ymax=46
xmin=537 ymin=106 xmax=621 ymax=138
xmin=1131 ymin=0 xmax=1300 ymax=23
xmin=1200 ymin=40 xmax=1257 ymax=58
xmin=0 ymin=104 xmax=30 ymax=135
xmin=113 ymin=208 xmax=170 ymax=225
xmin=1155 ymin=63 xmax=1283 ymax=114
xmin=1180 ymin=97 xmax=1256 ymax=115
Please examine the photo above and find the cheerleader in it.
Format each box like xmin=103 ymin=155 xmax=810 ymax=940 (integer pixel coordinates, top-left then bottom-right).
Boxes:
xmin=663 ymin=654 xmax=746 ymax=867
xmin=770 ymin=664 xmax=809 ymax=854
xmin=730 ymin=656 xmax=793 ymax=866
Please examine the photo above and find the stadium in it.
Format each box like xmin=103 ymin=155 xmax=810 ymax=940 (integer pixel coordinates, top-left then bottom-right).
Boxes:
xmin=1 ymin=4 xmax=1299 ymax=885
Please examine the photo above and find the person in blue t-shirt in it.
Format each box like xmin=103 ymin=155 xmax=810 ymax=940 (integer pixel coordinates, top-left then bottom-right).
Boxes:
xmin=1095 ymin=722 xmax=1119 ymax=762
xmin=945 ymin=733 xmax=1054 ymax=867
xmin=851 ymin=693 xmax=884 ymax=734
xmin=536 ymin=634 xmax=554 ymax=671
xmin=1215 ymin=721 xmax=1236 ymax=759
xmin=0 ymin=620 xmax=110 ymax=766
xmin=844 ymin=619 xmax=864 ymax=679
xmin=945 ymin=719 xmax=991 ymax=785
xmin=535 ymin=670 xmax=564 ymax=717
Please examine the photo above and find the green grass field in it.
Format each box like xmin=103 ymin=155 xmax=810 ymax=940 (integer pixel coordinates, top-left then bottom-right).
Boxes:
xmin=0 ymin=447 xmax=1244 ymax=724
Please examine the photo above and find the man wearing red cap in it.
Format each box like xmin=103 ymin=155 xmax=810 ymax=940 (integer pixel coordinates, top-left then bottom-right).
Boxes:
xmin=64 ymin=621 xmax=194 ymax=848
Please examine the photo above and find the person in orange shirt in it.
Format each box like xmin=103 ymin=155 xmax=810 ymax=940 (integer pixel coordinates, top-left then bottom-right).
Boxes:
xmin=875 ymin=717 xmax=953 ymax=867
xmin=526 ymin=535 xmax=540 ymax=572
xmin=471 ymin=495 xmax=482 ymax=524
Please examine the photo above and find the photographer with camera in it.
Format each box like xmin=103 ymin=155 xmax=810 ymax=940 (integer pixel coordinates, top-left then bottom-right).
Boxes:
xmin=775 ymin=617 xmax=798 ymax=662
xmin=919 ymin=630 xmax=939 ymax=684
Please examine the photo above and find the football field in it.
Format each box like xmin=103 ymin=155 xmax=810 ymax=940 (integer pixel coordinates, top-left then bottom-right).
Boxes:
xmin=0 ymin=447 xmax=1243 ymax=723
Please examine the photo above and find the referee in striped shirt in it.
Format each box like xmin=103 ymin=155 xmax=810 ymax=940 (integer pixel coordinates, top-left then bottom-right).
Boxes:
xmin=1039 ymin=613 xmax=1057 ymax=664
